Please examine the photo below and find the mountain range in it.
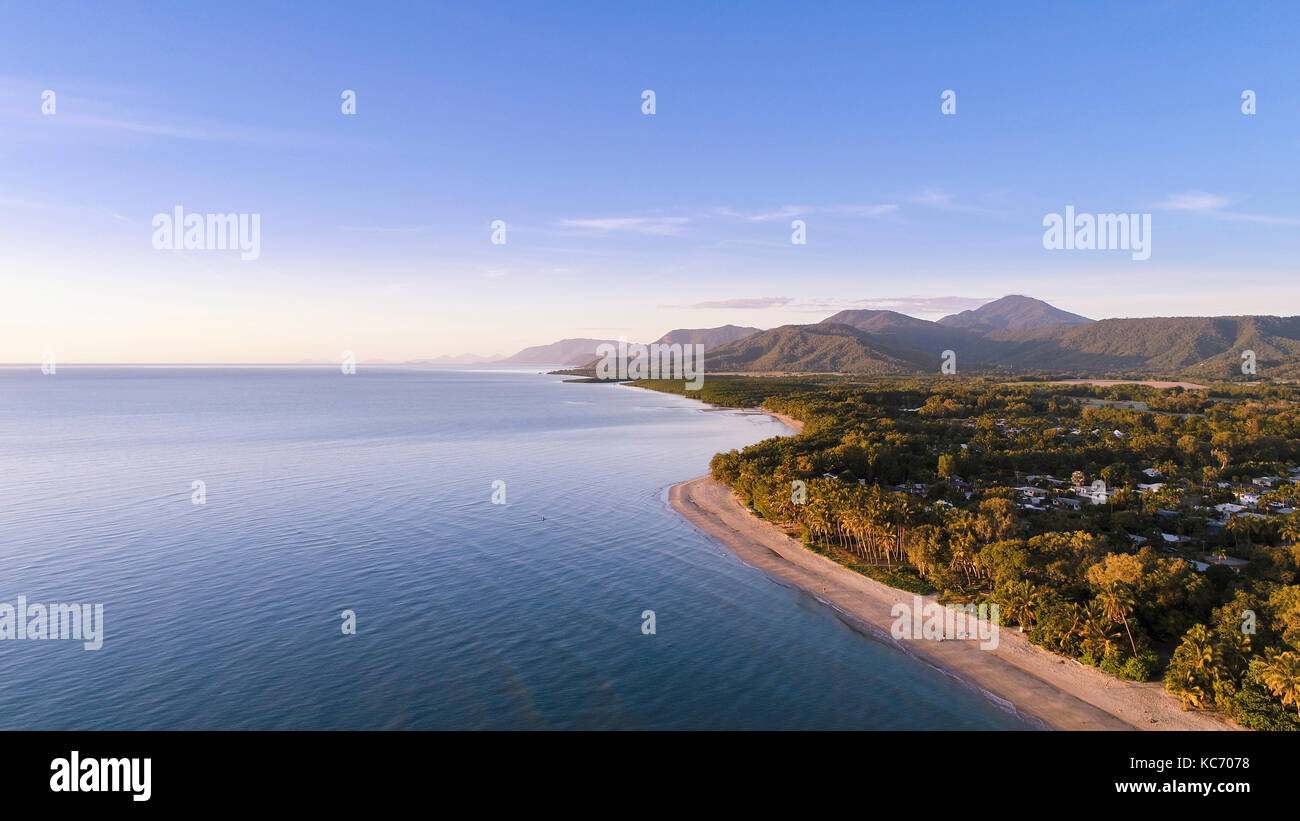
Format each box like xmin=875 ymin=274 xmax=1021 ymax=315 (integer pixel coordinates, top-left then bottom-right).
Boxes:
xmin=497 ymin=326 xmax=762 ymax=366
xmin=409 ymin=353 xmax=504 ymax=365
xmin=495 ymin=295 xmax=1300 ymax=379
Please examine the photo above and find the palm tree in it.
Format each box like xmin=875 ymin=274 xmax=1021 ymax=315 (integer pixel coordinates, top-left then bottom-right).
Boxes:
xmin=1060 ymin=601 xmax=1085 ymax=652
xmin=1225 ymin=515 xmax=1251 ymax=551
xmin=945 ymin=510 xmax=981 ymax=586
xmin=1166 ymin=624 xmax=1217 ymax=710
xmin=1260 ymin=650 xmax=1300 ymax=716
xmin=892 ymin=494 xmax=921 ymax=566
xmin=868 ymin=492 xmax=895 ymax=565
xmin=1000 ymin=580 xmax=1039 ymax=632
xmin=1080 ymin=601 xmax=1122 ymax=659
xmin=1279 ymin=513 xmax=1300 ymax=547
xmin=804 ymin=493 xmax=831 ymax=547
xmin=1211 ymin=448 xmax=1231 ymax=472
xmin=1098 ymin=582 xmax=1138 ymax=655
xmin=1216 ymin=627 xmax=1253 ymax=680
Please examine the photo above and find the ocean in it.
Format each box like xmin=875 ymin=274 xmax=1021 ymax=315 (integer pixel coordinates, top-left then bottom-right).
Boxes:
xmin=0 ymin=366 xmax=1033 ymax=729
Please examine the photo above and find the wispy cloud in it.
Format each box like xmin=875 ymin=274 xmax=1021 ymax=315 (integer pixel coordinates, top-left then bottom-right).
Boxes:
xmin=714 ymin=203 xmax=896 ymax=221
xmin=831 ymin=204 xmax=899 ymax=217
xmin=787 ymin=295 xmax=992 ymax=315
xmin=0 ymin=78 xmax=344 ymax=148
xmin=667 ymin=296 xmax=794 ymax=309
xmin=905 ymin=188 xmax=1001 ymax=216
xmin=658 ymin=294 xmax=993 ymax=317
xmin=1213 ymin=211 xmax=1300 ymax=225
xmin=0 ymin=195 xmax=130 ymax=222
xmin=909 ymin=188 xmax=955 ymax=207
xmin=713 ymin=205 xmax=804 ymax=222
xmin=1154 ymin=191 xmax=1300 ymax=225
xmin=555 ymin=216 xmax=690 ymax=235
xmin=337 ymin=225 xmax=429 ymax=234
xmin=1156 ymin=192 xmax=1232 ymax=211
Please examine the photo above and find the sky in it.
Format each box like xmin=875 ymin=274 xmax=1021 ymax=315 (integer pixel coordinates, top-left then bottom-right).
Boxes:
xmin=2 ymin=0 xmax=1299 ymax=363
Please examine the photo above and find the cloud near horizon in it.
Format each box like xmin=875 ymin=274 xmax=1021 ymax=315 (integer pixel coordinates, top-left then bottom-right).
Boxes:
xmin=788 ymin=295 xmax=995 ymax=316
xmin=663 ymin=295 xmax=994 ymax=316
xmin=667 ymin=296 xmax=795 ymax=309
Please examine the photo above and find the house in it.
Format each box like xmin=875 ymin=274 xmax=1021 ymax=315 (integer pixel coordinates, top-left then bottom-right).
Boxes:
xmin=1142 ymin=467 xmax=1162 ymax=478
xmin=1236 ymin=491 xmax=1262 ymax=506
xmin=1055 ymin=497 xmax=1083 ymax=510
xmin=1253 ymin=476 xmax=1282 ymax=489
xmin=1137 ymin=483 xmax=1165 ymax=494
xmin=1200 ymin=555 xmax=1250 ymax=574
xmin=1215 ymin=503 xmax=1245 ymax=516
xmin=1076 ymin=486 xmax=1117 ymax=504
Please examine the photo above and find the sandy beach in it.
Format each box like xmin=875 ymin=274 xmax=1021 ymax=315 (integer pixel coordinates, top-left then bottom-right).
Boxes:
xmin=669 ymin=408 xmax=1236 ymax=730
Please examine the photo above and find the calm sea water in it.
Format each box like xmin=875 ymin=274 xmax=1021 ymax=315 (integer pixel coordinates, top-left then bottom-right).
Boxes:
xmin=0 ymin=366 xmax=1033 ymax=729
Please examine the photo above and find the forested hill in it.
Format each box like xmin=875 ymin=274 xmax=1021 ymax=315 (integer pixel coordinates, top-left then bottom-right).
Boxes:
xmin=702 ymin=309 xmax=1300 ymax=380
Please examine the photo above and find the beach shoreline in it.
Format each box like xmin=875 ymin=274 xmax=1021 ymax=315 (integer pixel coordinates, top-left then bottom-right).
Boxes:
xmin=761 ymin=408 xmax=805 ymax=434
xmin=668 ymin=406 xmax=1237 ymax=731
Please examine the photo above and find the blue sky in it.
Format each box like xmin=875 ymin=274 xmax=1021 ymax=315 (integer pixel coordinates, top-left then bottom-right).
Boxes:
xmin=3 ymin=0 xmax=1299 ymax=362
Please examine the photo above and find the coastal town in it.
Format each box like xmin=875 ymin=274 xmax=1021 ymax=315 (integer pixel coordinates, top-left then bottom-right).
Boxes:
xmin=641 ymin=376 xmax=1300 ymax=730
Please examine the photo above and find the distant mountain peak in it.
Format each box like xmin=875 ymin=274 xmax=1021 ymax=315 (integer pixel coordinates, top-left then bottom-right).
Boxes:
xmin=500 ymin=325 xmax=762 ymax=368
xmin=937 ymin=295 xmax=1093 ymax=331
xmin=496 ymin=338 xmax=621 ymax=366
xmin=654 ymin=325 xmax=761 ymax=347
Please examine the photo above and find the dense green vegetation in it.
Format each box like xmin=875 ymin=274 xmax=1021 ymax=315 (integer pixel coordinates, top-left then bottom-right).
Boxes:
xmin=640 ymin=375 xmax=1300 ymax=728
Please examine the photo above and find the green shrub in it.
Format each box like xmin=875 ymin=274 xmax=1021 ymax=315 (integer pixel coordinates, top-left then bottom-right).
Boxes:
xmin=1118 ymin=650 xmax=1161 ymax=681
